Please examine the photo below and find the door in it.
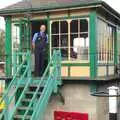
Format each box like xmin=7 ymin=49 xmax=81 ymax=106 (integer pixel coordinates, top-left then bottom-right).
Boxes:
xmin=31 ymin=20 xmax=48 ymax=73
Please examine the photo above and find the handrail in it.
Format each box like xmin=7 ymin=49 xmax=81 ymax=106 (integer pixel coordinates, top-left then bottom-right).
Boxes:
xmin=10 ymin=51 xmax=32 ymax=119
xmin=22 ymin=50 xmax=61 ymax=120
xmin=34 ymin=51 xmax=61 ymax=119
xmin=0 ymin=51 xmax=31 ymax=120
xmin=0 ymin=52 xmax=28 ymax=103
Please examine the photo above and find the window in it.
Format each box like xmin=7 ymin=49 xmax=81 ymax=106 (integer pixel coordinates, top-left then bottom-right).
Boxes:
xmin=51 ymin=18 xmax=89 ymax=61
xmin=70 ymin=19 xmax=89 ymax=60
xmin=97 ymin=19 xmax=115 ymax=63
xmin=12 ymin=23 xmax=20 ymax=51
xmin=51 ymin=21 xmax=68 ymax=60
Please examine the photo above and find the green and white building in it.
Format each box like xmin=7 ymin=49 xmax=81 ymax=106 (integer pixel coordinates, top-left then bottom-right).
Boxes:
xmin=0 ymin=0 xmax=120 ymax=120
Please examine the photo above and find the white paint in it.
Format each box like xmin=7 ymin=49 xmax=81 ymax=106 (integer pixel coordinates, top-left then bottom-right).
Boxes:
xmin=108 ymin=86 xmax=119 ymax=113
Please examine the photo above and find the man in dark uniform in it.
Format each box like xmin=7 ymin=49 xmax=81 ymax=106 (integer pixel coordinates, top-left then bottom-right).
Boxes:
xmin=32 ymin=25 xmax=48 ymax=77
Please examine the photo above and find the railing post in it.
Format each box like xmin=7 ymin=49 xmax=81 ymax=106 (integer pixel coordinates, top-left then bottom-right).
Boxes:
xmin=53 ymin=50 xmax=62 ymax=93
xmin=58 ymin=50 xmax=62 ymax=85
xmin=13 ymin=51 xmax=17 ymax=75
xmin=4 ymin=95 xmax=9 ymax=120
xmin=27 ymin=51 xmax=31 ymax=78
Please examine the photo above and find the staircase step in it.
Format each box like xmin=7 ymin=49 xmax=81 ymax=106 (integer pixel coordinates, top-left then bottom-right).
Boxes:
xmin=17 ymin=106 xmax=33 ymax=111
xmin=21 ymin=99 xmax=31 ymax=102
xmin=25 ymin=91 xmax=41 ymax=95
xmin=25 ymin=91 xmax=42 ymax=99
xmin=14 ymin=115 xmax=31 ymax=120
xmin=29 ymin=85 xmax=44 ymax=92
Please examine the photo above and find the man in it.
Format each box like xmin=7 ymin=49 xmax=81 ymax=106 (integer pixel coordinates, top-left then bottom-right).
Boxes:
xmin=32 ymin=25 xmax=48 ymax=77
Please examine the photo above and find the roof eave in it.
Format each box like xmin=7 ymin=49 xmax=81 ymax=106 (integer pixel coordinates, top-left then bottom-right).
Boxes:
xmin=0 ymin=1 xmax=102 ymax=16
xmin=0 ymin=1 xmax=120 ymax=22
xmin=100 ymin=1 xmax=120 ymax=21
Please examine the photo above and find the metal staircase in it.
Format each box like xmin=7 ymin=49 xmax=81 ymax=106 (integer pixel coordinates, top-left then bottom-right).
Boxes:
xmin=0 ymin=50 xmax=61 ymax=120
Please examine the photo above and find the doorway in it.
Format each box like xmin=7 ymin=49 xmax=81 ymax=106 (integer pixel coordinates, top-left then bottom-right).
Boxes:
xmin=31 ymin=20 xmax=48 ymax=75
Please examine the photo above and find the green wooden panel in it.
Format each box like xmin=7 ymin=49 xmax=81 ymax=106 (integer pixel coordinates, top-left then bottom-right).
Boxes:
xmin=5 ymin=16 xmax=12 ymax=76
xmin=90 ymin=11 xmax=97 ymax=79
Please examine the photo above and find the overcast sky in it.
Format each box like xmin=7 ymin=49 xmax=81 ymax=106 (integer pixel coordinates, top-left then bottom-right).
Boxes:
xmin=0 ymin=0 xmax=120 ymax=30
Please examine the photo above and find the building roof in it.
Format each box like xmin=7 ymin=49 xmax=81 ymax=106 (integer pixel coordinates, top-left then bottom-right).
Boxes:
xmin=0 ymin=0 xmax=99 ymax=13
xmin=0 ymin=0 xmax=120 ymax=20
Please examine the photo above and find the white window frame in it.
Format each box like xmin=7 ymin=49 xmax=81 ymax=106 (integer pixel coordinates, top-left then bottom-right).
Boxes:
xmin=50 ymin=17 xmax=90 ymax=63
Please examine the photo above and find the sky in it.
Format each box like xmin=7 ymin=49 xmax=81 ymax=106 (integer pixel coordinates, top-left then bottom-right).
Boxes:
xmin=0 ymin=0 xmax=120 ymax=30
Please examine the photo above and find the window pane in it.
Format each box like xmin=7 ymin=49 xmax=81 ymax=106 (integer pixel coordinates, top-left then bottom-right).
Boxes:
xmin=52 ymin=22 xmax=59 ymax=34
xmin=80 ymin=19 xmax=88 ymax=32
xmin=52 ymin=35 xmax=59 ymax=47
xmin=70 ymin=47 xmax=89 ymax=60
xmin=70 ymin=34 xmax=78 ymax=47
xmin=97 ymin=19 xmax=115 ymax=63
xmin=12 ymin=23 xmax=20 ymax=50
xmin=70 ymin=38 xmax=89 ymax=60
xmin=61 ymin=48 xmax=68 ymax=60
xmin=80 ymin=33 xmax=88 ymax=38
xmin=70 ymin=20 xmax=78 ymax=33
xmin=52 ymin=48 xmax=68 ymax=60
xmin=60 ymin=21 xmax=68 ymax=33
xmin=61 ymin=35 xmax=68 ymax=47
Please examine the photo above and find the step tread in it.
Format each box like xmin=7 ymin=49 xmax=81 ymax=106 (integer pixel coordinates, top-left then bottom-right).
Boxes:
xmin=29 ymin=85 xmax=44 ymax=88
xmin=21 ymin=98 xmax=31 ymax=102
xmin=14 ymin=114 xmax=31 ymax=119
xmin=25 ymin=91 xmax=41 ymax=95
xmin=17 ymin=106 xmax=33 ymax=110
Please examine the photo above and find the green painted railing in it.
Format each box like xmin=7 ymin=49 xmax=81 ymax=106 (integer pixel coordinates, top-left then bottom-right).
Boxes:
xmin=23 ymin=50 xmax=61 ymax=120
xmin=0 ymin=51 xmax=31 ymax=120
xmin=0 ymin=50 xmax=61 ymax=120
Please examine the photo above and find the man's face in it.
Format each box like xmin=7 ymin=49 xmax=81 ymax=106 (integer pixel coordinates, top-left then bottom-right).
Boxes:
xmin=40 ymin=25 xmax=46 ymax=32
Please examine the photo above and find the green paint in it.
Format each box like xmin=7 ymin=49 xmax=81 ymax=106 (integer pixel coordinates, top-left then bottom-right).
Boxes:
xmin=0 ymin=50 xmax=62 ymax=120
xmin=19 ymin=19 xmax=22 ymax=51
xmin=0 ymin=51 xmax=31 ymax=119
xmin=90 ymin=83 xmax=97 ymax=93
xmin=89 ymin=11 xmax=97 ymax=92
xmin=62 ymin=76 xmax=91 ymax=80
xmin=97 ymin=63 xmax=115 ymax=66
xmin=50 ymin=15 xmax=89 ymax=20
xmin=5 ymin=16 xmax=12 ymax=76
xmin=90 ymin=11 xmax=97 ymax=79
xmin=62 ymin=63 xmax=89 ymax=66
xmin=19 ymin=18 xmax=31 ymax=52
